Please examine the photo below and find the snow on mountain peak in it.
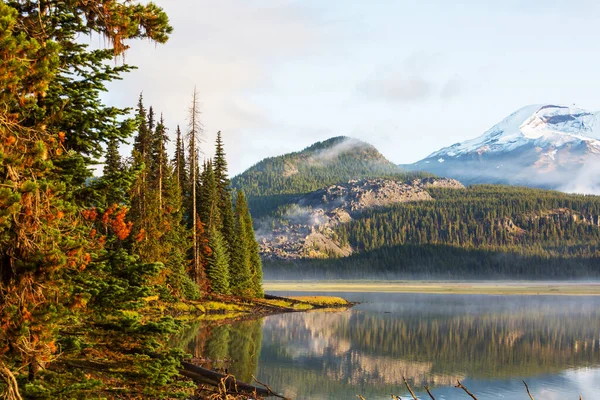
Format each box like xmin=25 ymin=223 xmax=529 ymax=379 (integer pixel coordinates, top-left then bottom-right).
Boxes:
xmin=520 ymin=105 xmax=600 ymax=139
xmin=429 ymin=104 xmax=600 ymax=158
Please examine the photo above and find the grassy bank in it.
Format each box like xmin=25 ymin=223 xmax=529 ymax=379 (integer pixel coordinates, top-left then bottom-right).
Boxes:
xmin=264 ymin=280 xmax=600 ymax=296
xmin=14 ymin=294 xmax=350 ymax=399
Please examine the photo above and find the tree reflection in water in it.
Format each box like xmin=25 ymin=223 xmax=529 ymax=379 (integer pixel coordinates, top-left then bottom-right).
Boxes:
xmin=176 ymin=293 xmax=600 ymax=399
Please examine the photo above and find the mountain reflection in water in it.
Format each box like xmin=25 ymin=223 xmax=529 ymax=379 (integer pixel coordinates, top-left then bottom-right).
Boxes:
xmin=178 ymin=292 xmax=600 ymax=399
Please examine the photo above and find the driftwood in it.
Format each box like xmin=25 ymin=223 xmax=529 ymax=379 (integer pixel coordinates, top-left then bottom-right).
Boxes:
xmin=359 ymin=379 xmax=583 ymax=400
xmin=402 ymin=376 xmax=418 ymax=400
xmin=523 ymin=381 xmax=534 ymax=400
xmin=251 ymin=375 xmax=290 ymax=400
xmin=180 ymin=361 xmax=270 ymax=397
xmin=455 ymin=380 xmax=479 ymax=400
xmin=424 ymin=385 xmax=436 ymax=400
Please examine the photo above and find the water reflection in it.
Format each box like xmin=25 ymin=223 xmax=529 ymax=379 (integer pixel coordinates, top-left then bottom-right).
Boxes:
xmin=178 ymin=293 xmax=600 ymax=399
xmin=176 ymin=319 xmax=263 ymax=384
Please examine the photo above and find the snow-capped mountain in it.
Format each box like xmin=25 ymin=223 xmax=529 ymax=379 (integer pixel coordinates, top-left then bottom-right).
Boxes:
xmin=404 ymin=104 xmax=600 ymax=194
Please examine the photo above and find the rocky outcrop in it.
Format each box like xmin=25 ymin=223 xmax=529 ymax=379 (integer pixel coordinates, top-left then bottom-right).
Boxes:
xmin=524 ymin=208 xmax=600 ymax=226
xmin=257 ymin=178 xmax=464 ymax=260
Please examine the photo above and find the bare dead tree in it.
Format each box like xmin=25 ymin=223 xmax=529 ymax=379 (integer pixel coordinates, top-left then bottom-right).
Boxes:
xmin=187 ymin=87 xmax=204 ymax=285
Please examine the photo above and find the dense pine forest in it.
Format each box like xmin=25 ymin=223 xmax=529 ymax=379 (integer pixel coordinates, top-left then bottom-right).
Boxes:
xmin=265 ymin=185 xmax=600 ymax=278
xmin=0 ymin=1 xmax=264 ymax=398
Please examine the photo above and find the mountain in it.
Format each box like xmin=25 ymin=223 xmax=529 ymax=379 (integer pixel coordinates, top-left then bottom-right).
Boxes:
xmin=232 ymin=135 xmax=600 ymax=279
xmin=404 ymin=104 xmax=600 ymax=193
xmin=232 ymin=136 xmax=429 ymax=217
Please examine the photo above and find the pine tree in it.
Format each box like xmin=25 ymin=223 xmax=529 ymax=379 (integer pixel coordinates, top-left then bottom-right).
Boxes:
xmin=130 ymin=95 xmax=152 ymax=238
xmin=206 ymin=226 xmax=231 ymax=294
xmin=199 ymin=160 xmax=220 ymax=231
xmin=231 ymin=190 xmax=253 ymax=296
xmin=214 ymin=131 xmax=230 ymax=196
xmin=213 ymin=132 xmax=236 ymax=277
xmin=0 ymin=0 xmax=172 ymax=391
xmin=173 ymin=125 xmax=188 ymax=192
xmin=235 ymin=190 xmax=264 ymax=297
xmin=151 ymin=114 xmax=169 ymax=210
xmin=133 ymin=94 xmax=152 ymax=164
xmin=101 ymin=137 xmax=132 ymax=206
xmin=104 ymin=137 xmax=122 ymax=178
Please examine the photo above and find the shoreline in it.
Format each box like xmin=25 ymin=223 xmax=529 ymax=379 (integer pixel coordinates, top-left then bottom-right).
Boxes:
xmin=263 ymin=280 xmax=600 ymax=296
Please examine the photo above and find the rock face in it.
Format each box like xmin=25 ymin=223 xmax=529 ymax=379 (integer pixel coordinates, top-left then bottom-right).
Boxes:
xmin=257 ymin=178 xmax=464 ymax=260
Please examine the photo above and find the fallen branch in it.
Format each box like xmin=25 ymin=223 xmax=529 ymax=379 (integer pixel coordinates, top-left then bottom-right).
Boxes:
xmin=402 ymin=376 xmax=418 ymax=400
xmin=424 ymin=385 xmax=436 ymax=400
xmin=455 ymin=380 xmax=478 ymax=400
xmin=523 ymin=381 xmax=534 ymax=400
xmin=180 ymin=361 xmax=269 ymax=396
xmin=251 ymin=374 xmax=290 ymax=400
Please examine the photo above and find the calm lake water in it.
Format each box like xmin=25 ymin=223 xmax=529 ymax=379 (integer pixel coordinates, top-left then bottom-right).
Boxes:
xmin=179 ymin=291 xmax=600 ymax=399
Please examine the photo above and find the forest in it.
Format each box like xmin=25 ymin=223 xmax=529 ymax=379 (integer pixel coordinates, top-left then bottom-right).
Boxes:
xmin=0 ymin=1 xmax=264 ymax=398
xmin=231 ymin=136 xmax=432 ymax=218
xmin=265 ymin=185 xmax=600 ymax=278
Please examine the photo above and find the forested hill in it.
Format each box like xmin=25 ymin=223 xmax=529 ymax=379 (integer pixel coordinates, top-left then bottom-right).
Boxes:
xmin=232 ymin=136 xmax=431 ymax=217
xmin=263 ymin=185 xmax=600 ymax=278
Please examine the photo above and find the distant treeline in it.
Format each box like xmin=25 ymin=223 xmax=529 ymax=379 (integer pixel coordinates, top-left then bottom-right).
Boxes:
xmin=265 ymin=185 xmax=600 ymax=278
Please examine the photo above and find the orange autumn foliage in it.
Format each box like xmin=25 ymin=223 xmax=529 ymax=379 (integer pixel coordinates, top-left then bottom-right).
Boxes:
xmin=101 ymin=204 xmax=133 ymax=241
xmin=82 ymin=208 xmax=98 ymax=221
xmin=135 ymin=228 xmax=146 ymax=243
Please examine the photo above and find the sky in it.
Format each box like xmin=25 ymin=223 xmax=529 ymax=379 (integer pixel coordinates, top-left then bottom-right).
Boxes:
xmin=102 ymin=0 xmax=600 ymax=175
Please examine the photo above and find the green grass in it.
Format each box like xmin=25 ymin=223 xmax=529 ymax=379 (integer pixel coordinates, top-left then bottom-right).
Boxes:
xmin=288 ymin=296 xmax=350 ymax=307
xmin=264 ymin=280 xmax=600 ymax=296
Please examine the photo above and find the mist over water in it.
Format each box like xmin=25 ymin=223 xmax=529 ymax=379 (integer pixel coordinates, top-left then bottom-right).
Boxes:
xmin=179 ymin=291 xmax=600 ymax=400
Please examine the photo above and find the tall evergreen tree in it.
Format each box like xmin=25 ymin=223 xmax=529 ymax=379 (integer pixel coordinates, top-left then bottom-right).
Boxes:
xmin=102 ymin=137 xmax=131 ymax=206
xmin=130 ymin=95 xmax=152 ymax=239
xmin=199 ymin=160 xmax=219 ymax=231
xmin=214 ymin=131 xmax=230 ymax=196
xmin=235 ymin=191 xmax=264 ymax=297
xmin=151 ymin=114 xmax=169 ymax=210
xmin=133 ymin=94 xmax=151 ymax=163
xmin=206 ymin=226 xmax=231 ymax=295
xmin=173 ymin=125 xmax=188 ymax=191
xmin=231 ymin=190 xmax=253 ymax=296
xmin=213 ymin=132 xmax=236 ymax=283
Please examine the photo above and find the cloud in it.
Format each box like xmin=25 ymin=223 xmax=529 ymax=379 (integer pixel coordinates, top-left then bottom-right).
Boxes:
xmin=557 ymin=157 xmax=600 ymax=195
xmin=441 ymin=76 xmax=464 ymax=100
xmin=311 ymin=137 xmax=368 ymax=163
xmin=360 ymin=75 xmax=433 ymax=102
xmin=358 ymin=55 xmax=465 ymax=103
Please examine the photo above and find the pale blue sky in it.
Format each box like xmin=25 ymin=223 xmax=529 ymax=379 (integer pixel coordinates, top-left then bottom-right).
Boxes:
xmin=104 ymin=0 xmax=600 ymax=175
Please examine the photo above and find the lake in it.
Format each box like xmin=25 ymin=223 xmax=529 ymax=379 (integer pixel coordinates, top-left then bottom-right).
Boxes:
xmin=180 ymin=291 xmax=600 ymax=399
